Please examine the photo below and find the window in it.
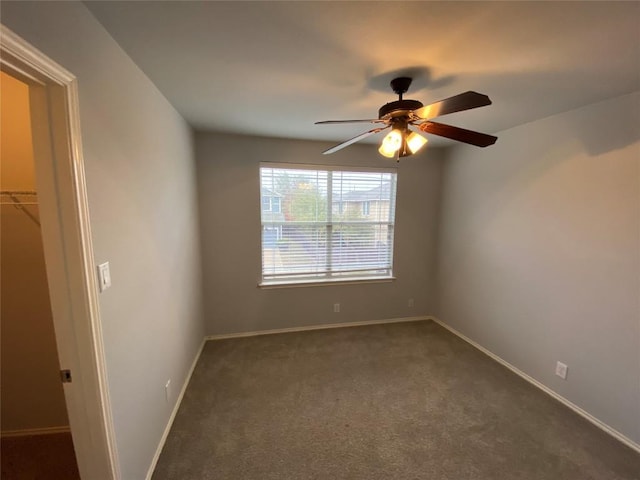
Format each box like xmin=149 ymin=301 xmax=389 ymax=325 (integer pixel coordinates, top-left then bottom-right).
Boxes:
xmin=261 ymin=192 xmax=282 ymax=213
xmin=260 ymin=164 xmax=397 ymax=285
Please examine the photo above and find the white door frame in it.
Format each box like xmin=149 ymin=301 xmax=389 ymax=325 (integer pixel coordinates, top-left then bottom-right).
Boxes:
xmin=0 ymin=25 xmax=120 ymax=479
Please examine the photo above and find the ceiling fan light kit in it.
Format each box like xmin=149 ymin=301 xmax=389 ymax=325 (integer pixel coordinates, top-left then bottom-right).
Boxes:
xmin=406 ymin=130 xmax=428 ymax=152
xmin=316 ymin=76 xmax=498 ymax=160
xmin=378 ymin=129 xmax=403 ymax=158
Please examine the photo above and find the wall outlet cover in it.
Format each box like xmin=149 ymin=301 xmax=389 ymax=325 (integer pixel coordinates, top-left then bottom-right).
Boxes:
xmin=555 ymin=361 xmax=568 ymax=380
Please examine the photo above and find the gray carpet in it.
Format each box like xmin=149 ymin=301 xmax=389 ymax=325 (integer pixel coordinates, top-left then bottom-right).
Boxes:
xmin=152 ymin=320 xmax=640 ymax=479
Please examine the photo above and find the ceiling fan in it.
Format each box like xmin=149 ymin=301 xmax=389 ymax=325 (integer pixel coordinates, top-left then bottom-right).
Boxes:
xmin=315 ymin=77 xmax=497 ymax=159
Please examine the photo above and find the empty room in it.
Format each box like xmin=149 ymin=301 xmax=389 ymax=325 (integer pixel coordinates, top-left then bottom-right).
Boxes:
xmin=0 ymin=2 xmax=638 ymax=479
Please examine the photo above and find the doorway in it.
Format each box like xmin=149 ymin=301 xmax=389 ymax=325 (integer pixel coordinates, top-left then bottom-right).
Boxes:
xmin=0 ymin=71 xmax=80 ymax=478
xmin=1 ymin=25 xmax=120 ymax=479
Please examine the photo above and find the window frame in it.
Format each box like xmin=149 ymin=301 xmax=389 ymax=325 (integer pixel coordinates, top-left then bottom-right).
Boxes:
xmin=259 ymin=162 xmax=398 ymax=287
xmin=261 ymin=194 xmax=283 ymax=213
xmin=271 ymin=196 xmax=281 ymax=213
xmin=261 ymin=196 xmax=271 ymax=212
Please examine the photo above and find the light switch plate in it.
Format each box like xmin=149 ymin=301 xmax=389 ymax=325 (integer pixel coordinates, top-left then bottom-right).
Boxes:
xmin=97 ymin=262 xmax=111 ymax=292
xmin=555 ymin=361 xmax=568 ymax=380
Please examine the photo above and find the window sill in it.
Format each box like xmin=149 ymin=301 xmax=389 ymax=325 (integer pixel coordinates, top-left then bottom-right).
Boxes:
xmin=258 ymin=276 xmax=396 ymax=289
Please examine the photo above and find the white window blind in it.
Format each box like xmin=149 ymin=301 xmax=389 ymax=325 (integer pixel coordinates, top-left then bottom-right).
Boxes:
xmin=260 ymin=164 xmax=397 ymax=284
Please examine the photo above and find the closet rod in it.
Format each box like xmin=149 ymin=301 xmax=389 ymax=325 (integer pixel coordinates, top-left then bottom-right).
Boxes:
xmin=0 ymin=191 xmax=40 ymax=226
xmin=0 ymin=190 xmax=37 ymax=195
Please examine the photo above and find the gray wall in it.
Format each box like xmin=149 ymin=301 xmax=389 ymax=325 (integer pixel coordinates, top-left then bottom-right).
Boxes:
xmin=1 ymin=3 xmax=205 ymax=478
xmin=196 ymin=132 xmax=443 ymax=335
xmin=436 ymin=92 xmax=640 ymax=444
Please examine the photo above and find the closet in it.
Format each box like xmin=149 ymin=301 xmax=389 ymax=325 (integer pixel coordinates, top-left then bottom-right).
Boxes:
xmin=1 ymin=71 xmax=79 ymax=478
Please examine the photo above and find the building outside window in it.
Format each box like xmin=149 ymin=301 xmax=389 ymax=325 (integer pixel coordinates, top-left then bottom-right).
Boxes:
xmin=261 ymin=189 xmax=284 ymax=247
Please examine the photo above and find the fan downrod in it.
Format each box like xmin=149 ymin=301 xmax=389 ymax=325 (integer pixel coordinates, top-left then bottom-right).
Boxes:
xmin=379 ymin=77 xmax=423 ymax=119
xmin=390 ymin=77 xmax=413 ymax=99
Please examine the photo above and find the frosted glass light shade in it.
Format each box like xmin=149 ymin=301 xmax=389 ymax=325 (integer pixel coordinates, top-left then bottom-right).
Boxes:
xmin=378 ymin=129 xmax=403 ymax=157
xmin=406 ymin=131 xmax=428 ymax=154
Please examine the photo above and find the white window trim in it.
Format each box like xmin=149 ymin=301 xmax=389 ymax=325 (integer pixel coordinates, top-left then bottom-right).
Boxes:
xmin=259 ymin=163 xmax=398 ymax=287
xmin=258 ymin=276 xmax=396 ymax=289
xmin=260 ymin=162 xmax=397 ymax=174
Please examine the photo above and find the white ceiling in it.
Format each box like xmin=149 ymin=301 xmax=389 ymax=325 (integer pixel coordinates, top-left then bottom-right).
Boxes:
xmin=86 ymin=1 xmax=640 ymax=147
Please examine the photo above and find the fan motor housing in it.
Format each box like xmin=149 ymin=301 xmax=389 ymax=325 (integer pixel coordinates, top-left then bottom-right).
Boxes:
xmin=378 ymin=99 xmax=423 ymax=119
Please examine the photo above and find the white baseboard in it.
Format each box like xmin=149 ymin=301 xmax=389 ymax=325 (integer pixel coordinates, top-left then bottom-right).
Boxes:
xmin=431 ymin=317 xmax=640 ymax=454
xmin=205 ymin=315 xmax=431 ymax=341
xmin=1 ymin=425 xmax=71 ymax=438
xmin=145 ymin=338 xmax=206 ymax=480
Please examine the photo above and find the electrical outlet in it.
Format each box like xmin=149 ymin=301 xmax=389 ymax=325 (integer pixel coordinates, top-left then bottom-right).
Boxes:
xmin=555 ymin=362 xmax=568 ymax=380
xmin=408 ymin=298 xmax=414 ymax=308
xmin=333 ymin=303 xmax=340 ymax=313
xmin=165 ymin=379 xmax=171 ymax=403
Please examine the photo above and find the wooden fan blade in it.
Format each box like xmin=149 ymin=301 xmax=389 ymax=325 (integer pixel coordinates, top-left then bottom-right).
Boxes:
xmin=417 ymin=121 xmax=497 ymax=147
xmin=316 ymin=119 xmax=386 ymax=124
xmin=322 ymin=126 xmax=389 ymax=155
xmin=413 ymin=91 xmax=492 ymax=120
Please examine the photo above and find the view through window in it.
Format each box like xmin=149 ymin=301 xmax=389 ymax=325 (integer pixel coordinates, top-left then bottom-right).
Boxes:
xmin=260 ymin=164 xmax=397 ymax=284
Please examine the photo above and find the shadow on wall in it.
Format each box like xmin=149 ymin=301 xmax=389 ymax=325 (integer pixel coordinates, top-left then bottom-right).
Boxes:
xmin=440 ymin=92 xmax=640 ymax=238
xmin=566 ymin=93 xmax=640 ymax=156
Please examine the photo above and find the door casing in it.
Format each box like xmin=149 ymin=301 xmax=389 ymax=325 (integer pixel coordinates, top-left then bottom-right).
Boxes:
xmin=1 ymin=24 xmax=120 ymax=479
